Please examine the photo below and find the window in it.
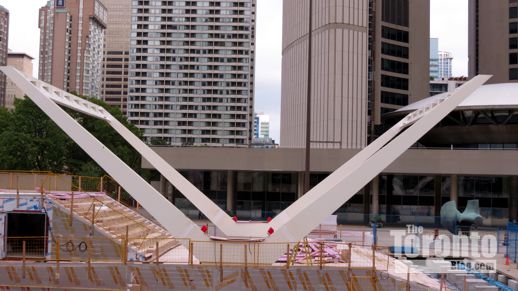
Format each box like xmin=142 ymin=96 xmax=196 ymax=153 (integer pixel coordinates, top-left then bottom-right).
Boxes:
xmin=382 ymin=0 xmax=409 ymax=26
xmin=510 ymin=22 xmax=518 ymax=34
xmin=510 ymin=37 xmax=518 ymax=49
xmin=511 ymin=7 xmax=518 ymax=19
xmin=381 ymin=42 xmax=409 ymax=58
xmin=382 ymin=58 xmax=409 ymax=74
xmin=510 ymin=53 xmax=518 ymax=65
xmin=510 ymin=68 xmax=518 ymax=80
xmin=381 ymin=91 xmax=408 ymax=106
xmin=381 ymin=75 xmax=409 ymax=90
xmin=381 ymin=26 xmax=409 ymax=43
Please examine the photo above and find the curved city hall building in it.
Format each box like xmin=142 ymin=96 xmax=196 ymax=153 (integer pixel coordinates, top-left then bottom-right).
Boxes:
xmin=145 ymin=84 xmax=518 ymax=227
xmin=280 ymin=0 xmax=369 ymax=149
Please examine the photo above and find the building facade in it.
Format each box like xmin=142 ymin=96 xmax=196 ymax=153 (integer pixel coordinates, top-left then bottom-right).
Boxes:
xmin=38 ymin=0 xmax=107 ymax=98
xmin=429 ymin=38 xmax=439 ymax=80
xmin=371 ymin=0 xmax=430 ymax=125
xmin=253 ymin=113 xmax=269 ymax=139
xmin=0 ymin=5 xmax=9 ymax=108
xmin=101 ymin=0 xmax=131 ymax=114
xmin=468 ymin=0 xmax=518 ymax=83
xmin=5 ymin=53 xmax=34 ymax=109
xmin=281 ymin=0 xmax=369 ymax=149
xmin=429 ymin=77 xmax=466 ymax=96
xmin=280 ymin=0 xmax=430 ymax=148
xmin=438 ymin=51 xmax=453 ymax=79
xmin=128 ymin=0 xmax=257 ymax=146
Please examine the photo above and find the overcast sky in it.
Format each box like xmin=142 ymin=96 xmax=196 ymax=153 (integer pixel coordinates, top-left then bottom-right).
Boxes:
xmin=2 ymin=0 xmax=468 ymax=143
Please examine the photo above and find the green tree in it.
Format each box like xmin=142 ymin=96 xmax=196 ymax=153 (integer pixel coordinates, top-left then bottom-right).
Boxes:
xmin=0 ymin=96 xmax=144 ymax=177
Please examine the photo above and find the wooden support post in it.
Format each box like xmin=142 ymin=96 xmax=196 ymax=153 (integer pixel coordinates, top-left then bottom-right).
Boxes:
xmin=117 ymin=186 xmax=121 ymax=202
xmin=54 ymin=175 xmax=58 ymax=191
xmin=124 ymin=225 xmax=129 ymax=265
xmin=189 ymin=241 xmax=193 ymax=265
xmin=22 ymin=240 xmax=26 ymax=279
xmin=40 ymin=182 xmax=45 ymax=210
xmin=286 ymin=244 xmax=290 ymax=269
xmin=69 ymin=191 xmax=74 ymax=227
xmin=372 ymin=245 xmax=377 ymax=284
xmin=91 ymin=203 xmax=96 ymax=235
xmin=219 ymin=244 xmax=223 ymax=282
xmin=463 ymin=275 xmax=467 ymax=291
xmin=99 ymin=176 xmax=104 ymax=192
xmin=155 ymin=241 xmax=159 ymax=265
xmin=244 ymin=244 xmax=248 ymax=269
xmin=16 ymin=175 xmax=19 ymax=208
xmin=319 ymin=242 xmax=324 ymax=270
xmin=137 ymin=202 xmax=140 ymax=211
xmin=9 ymin=172 xmax=13 ymax=189
xmin=78 ymin=176 xmax=82 ymax=192
xmin=56 ymin=237 xmax=60 ymax=281
xmin=348 ymin=243 xmax=353 ymax=291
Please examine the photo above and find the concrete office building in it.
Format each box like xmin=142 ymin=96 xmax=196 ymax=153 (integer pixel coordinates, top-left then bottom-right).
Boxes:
xmin=469 ymin=0 xmax=518 ymax=83
xmin=253 ymin=113 xmax=270 ymax=139
xmin=146 ymin=84 xmax=518 ymax=226
xmin=438 ymin=51 xmax=453 ymax=79
xmin=38 ymin=0 xmax=107 ymax=98
xmin=128 ymin=0 xmax=257 ymax=146
xmin=5 ymin=52 xmax=33 ymax=108
xmin=101 ymin=0 xmax=131 ymax=114
xmin=0 ymin=5 xmax=8 ymax=107
xmin=429 ymin=38 xmax=439 ymax=80
xmin=280 ymin=0 xmax=430 ymax=148
xmin=429 ymin=77 xmax=466 ymax=97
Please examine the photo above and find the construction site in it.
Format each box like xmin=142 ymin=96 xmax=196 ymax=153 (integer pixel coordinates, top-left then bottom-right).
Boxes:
xmin=0 ymin=171 xmax=515 ymax=290
xmin=0 ymin=68 xmax=518 ymax=291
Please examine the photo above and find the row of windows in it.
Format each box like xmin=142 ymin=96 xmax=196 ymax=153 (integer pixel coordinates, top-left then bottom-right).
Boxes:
xmin=382 ymin=0 xmax=409 ymax=27
xmin=380 ymin=91 xmax=409 ymax=106
xmin=381 ymin=74 xmax=409 ymax=90
xmin=129 ymin=111 xmax=248 ymax=120
xmin=381 ymin=58 xmax=409 ymax=74
xmin=381 ymin=42 xmax=409 ymax=59
xmin=381 ymin=26 xmax=409 ymax=43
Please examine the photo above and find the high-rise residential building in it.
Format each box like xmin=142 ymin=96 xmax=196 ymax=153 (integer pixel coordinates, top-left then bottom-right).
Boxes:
xmin=101 ymin=0 xmax=131 ymax=114
xmin=253 ymin=113 xmax=270 ymax=139
xmin=5 ymin=52 xmax=34 ymax=108
xmin=469 ymin=0 xmax=518 ymax=83
xmin=438 ymin=51 xmax=453 ymax=79
xmin=429 ymin=38 xmax=439 ymax=80
xmin=281 ymin=0 xmax=429 ymax=149
xmin=128 ymin=0 xmax=257 ymax=147
xmin=0 ymin=5 xmax=9 ymax=108
xmin=38 ymin=0 xmax=107 ymax=98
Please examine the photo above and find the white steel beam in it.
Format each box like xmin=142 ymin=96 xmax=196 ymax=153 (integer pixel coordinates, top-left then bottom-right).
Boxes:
xmin=266 ymin=75 xmax=491 ymax=242
xmin=0 ymin=66 xmax=207 ymax=241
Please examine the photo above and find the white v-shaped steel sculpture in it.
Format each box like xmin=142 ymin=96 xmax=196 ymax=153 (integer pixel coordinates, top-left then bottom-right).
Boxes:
xmin=0 ymin=66 xmax=490 ymax=244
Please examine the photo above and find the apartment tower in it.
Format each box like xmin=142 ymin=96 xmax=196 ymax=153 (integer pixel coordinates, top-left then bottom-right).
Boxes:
xmin=469 ymin=0 xmax=518 ymax=83
xmin=5 ymin=52 xmax=34 ymax=109
xmin=0 ymin=5 xmax=9 ymax=107
xmin=101 ymin=0 xmax=131 ymax=113
xmin=38 ymin=0 xmax=107 ymax=98
xmin=128 ymin=0 xmax=257 ymax=146
xmin=280 ymin=0 xmax=430 ymax=148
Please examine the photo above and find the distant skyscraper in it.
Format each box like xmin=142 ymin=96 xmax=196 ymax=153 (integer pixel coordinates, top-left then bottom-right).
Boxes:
xmin=438 ymin=51 xmax=453 ymax=79
xmin=281 ymin=0 xmax=430 ymax=149
xmin=38 ymin=0 xmax=107 ymax=98
xmin=469 ymin=0 xmax=518 ymax=83
xmin=429 ymin=38 xmax=439 ymax=80
xmin=5 ymin=52 xmax=33 ymax=108
xmin=0 ymin=5 xmax=9 ymax=107
xmin=253 ymin=113 xmax=270 ymax=139
xmin=101 ymin=0 xmax=131 ymax=114
xmin=128 ymin=0 xmax=257 ymax=147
